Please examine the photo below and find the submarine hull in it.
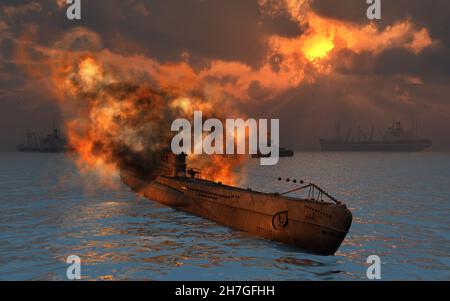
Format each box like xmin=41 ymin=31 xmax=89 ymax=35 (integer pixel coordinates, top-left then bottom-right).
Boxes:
xmin=128 ymin=175 xmax=352 ymax=255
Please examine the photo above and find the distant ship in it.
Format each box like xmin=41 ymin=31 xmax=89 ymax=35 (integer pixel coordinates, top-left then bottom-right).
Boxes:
xmin=319 ymin=121 xmax=432 ymax=152
xmin=122 ymin=152 xmax=352 ymax=255
xmin=17 ymin=126 xmax=72 ymax=153
xmin=251 ymin=147 xmax=294 ymax=158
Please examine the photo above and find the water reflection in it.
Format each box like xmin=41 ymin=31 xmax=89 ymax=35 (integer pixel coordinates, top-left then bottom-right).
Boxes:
xmin=0 ymin=152 xmax=449 ymax=280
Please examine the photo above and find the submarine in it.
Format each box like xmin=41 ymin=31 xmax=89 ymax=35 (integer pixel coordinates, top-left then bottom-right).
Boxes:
xmin=123 ymin=152 xmax=352 ymax=255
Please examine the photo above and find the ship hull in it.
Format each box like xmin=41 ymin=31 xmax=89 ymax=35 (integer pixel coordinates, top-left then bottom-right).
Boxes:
xmin=251 ymin=150 xmax=294 ymax=158
xmin=319 ymin=139 xmax=432 ymax=152
xmin=125 ymin=175 xmax=352 ymax=255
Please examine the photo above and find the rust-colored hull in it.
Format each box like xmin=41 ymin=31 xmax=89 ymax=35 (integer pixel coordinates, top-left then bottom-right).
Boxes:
xmin=125 ymin=175 xmax=352 ymax=255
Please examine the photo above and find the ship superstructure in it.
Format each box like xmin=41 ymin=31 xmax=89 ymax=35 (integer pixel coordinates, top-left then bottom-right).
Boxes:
xmin=17 ymin=126 xmax=72 ymax=152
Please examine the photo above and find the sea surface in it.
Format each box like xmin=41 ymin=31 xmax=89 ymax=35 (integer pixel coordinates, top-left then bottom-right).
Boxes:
xmin=0 ymin=152 xmax=449 ymax=281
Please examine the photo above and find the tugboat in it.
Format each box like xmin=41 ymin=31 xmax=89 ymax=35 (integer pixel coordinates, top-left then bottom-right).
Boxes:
xmin=320 ymin=121 xmax=432 ymax=152
xmin=122 ymin=152 xmax=352 ymax=255
xmin=17 ymin=126 xmax=72 ymax=152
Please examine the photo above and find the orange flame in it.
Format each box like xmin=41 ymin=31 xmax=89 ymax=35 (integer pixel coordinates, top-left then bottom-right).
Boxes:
xmin=49 ymin=52 xmax=247 ymax=186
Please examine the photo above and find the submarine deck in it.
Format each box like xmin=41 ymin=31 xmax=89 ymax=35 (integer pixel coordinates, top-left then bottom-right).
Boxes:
xmin=160 ymin=175 xmax=339 ymax=206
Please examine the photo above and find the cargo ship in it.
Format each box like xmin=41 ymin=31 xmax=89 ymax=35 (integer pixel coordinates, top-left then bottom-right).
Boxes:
xmin=17 ymin=126 xmax=72 ymax=152
xmin=320 ymin=121 xmax=432 ymax=152
xmin=122 ymin=152 xmax=352 ymax=255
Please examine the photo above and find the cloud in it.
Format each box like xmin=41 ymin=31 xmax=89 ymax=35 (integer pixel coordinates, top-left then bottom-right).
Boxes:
xmin=1 ymin=1 xmax=42 ymax=18
xmin=1 ymin=0 xmax=450 ymax=150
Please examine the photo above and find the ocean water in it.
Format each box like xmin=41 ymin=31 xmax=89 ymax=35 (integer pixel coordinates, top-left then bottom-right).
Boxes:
xmin=0 ymin=152 xmax=449 ymax=281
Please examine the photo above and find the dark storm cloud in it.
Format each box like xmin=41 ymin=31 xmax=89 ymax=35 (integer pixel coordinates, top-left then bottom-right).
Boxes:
xmin=0 ymin=0 xmax=299 ymax=149
xmin=313 ymin=0 xmax=450 ymax=48
xmin=97 ymin=0 xmax=271 ymax=65
xmin=312 ymin=0 xmax=450 ymax=78
xmin=0 ymin=0 xmax=62 ymax=149
xmin=44 ymin=0 xmax=299 ymax=67
xmin=334 ymin=44 xmax=450 ymax=80
xmin=374 ymin=45 xmax=450 ymax=79
xmin=263 ymin=74 xmax=450 ymax=150
xmin=2 ymin=0 xmax=301 ymax=66
xmin=0 ymin=0 xmax=449 ymax=150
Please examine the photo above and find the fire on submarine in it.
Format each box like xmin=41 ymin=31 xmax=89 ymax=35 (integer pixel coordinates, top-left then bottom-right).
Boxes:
xmin=122 ymin=152 xmax=352 ymax=255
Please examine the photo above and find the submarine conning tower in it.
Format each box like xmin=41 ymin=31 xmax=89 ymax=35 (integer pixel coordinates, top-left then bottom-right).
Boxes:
xmin=162 ymin=152 xmax=187 ymax=178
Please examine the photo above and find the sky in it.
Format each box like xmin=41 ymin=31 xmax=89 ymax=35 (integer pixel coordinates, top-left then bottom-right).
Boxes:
xmin=1 ymin=0 xmax=450 ymax=151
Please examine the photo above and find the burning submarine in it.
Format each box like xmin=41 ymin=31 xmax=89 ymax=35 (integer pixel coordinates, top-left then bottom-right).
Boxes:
xmin=123 ymin=152 xmax=352 ymax=255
